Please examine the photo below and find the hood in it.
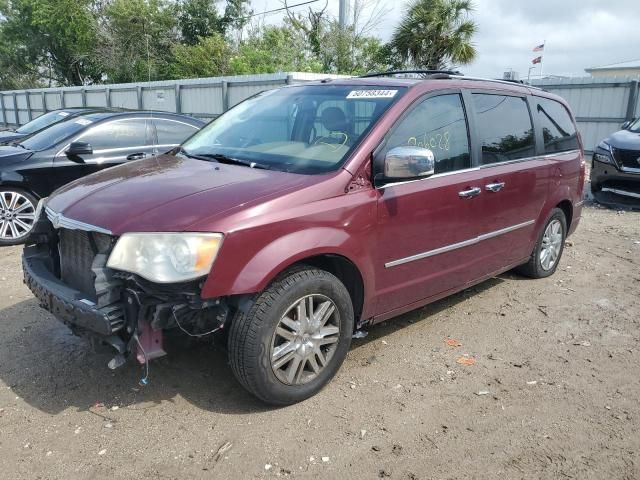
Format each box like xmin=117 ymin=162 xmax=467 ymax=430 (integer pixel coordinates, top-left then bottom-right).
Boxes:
xmin=607 ymin=129 xmax=640 ymax=150
xmin=0 ymin=131 xmax=24 ymax=144
xmin=47 ymin=154 xmax=315 ymax=234
xmin=0 ymin=145 xmax=33 ymax=162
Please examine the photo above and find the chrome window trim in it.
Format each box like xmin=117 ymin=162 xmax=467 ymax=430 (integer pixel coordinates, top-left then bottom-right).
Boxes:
xmin=377 ymin=167 xmax=481 ymax=189
xmin=153 ymin=118 xmax=201 ymax=130
xmin=384 ymin=220 xmax=535 ymax=268
xmin=479 ymin=149 xmax=581 ymax=169
xmin=45 ymin=207 xmax=112 ymax=235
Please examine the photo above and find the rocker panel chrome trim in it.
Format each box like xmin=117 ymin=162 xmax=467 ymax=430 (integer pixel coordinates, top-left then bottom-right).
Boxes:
xmin=385 ymin=220 xmax=535 ymax=268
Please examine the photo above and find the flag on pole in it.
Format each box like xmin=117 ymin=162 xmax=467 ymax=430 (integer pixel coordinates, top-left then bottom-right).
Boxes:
xmin=533 ymin=43 xmax=545 ymax=52
xmin=532 ymin=56 xmax=542 ymax=65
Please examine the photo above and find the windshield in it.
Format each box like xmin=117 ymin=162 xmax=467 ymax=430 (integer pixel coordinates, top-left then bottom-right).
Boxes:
xmin=629 ymin=118 xmax=640 ymax=133
xmin=181 ymin=85 xmax=405 ymax=174
xmin=15 ymin=110 xmax=73 ymax=134
xmin=19 ymin=117 xmax=92 ymax=151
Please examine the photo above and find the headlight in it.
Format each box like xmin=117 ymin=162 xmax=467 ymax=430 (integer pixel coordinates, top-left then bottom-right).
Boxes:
xmin=107 ymin=233 xmax=223 ymax=283
xmin=597 ymin=140 xmax=612 ymax=153
xmin=594 ymin=141 xmax=614 ymax=164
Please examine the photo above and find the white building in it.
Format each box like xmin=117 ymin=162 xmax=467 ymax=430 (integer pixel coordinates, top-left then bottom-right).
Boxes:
xmin=585 ymin=59 xmax=640 ymax=78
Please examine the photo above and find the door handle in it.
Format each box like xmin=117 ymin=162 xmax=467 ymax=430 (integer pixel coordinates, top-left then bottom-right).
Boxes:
xmin=458 ymin=187 xmax=481 ymax=199
xmin=126 ymin=152 xmax=146 ymax=161
xmin=485 ymin=182 xmax=506 ymax=192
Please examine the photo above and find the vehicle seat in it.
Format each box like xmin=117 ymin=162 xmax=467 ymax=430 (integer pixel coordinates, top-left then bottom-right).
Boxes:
xmin=314 ymin=107 xmax=353 ymax=148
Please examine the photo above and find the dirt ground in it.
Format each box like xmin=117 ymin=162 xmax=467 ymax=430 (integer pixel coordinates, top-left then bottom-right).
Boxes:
xmin=0 ymin=204 xmax=639 ymax=480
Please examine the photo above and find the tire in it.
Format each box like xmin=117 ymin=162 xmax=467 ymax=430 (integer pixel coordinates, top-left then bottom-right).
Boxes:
xmin=228 ymin=266 xmax=354 ymax=405
xmin=0 ymin=188 xmax=38 ymax=246
xmin=517 ymin=208 xmax=567 ymax=279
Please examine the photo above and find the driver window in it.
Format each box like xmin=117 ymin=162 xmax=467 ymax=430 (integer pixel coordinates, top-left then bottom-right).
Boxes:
xmin=385 ymin=94 xmax=471 ymax=174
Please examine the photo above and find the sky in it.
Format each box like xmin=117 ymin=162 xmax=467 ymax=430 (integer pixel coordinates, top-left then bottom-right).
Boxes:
xmin=250 ymin=0 xmax=640 ymax=79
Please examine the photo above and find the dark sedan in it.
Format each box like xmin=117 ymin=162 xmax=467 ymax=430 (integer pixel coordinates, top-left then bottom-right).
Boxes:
xmin=0 ymin=108 xmax=109 ymax=145
xmin=0 ymin=110 xmax=205 ymax=245
xmin=591 ymin=117 xmax=640 ymax=198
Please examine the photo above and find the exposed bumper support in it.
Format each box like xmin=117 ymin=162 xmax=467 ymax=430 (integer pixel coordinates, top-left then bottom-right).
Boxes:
xmin=23 ymin=245 xmax=124 ymax=336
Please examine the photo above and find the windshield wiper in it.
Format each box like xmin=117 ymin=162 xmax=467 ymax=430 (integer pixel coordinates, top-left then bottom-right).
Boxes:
xmin=190 ymin=151 xmax=270 ymax=170
xmin=177 ymin=147 xmax=217 ymax=162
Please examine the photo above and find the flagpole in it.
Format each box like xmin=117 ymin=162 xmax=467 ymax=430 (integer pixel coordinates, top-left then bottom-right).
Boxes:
xmin=540 ymin=40 xmax=546 ymax=78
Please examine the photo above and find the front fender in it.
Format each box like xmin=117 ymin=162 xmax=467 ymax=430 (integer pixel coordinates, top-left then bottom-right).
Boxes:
xmin=201 ymin=226 xmax=375 ymax=302
xmin=0 ymin=169 xmax=26 ymax=186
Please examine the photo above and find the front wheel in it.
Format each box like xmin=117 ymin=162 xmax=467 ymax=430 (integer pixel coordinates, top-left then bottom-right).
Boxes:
xmin=228 ymin=267 xmax=354 ymax=405
xmin=0 ymin=188 xmax=38 ymax=246
xmin=517 ymin=208 xmax=567 ymax=278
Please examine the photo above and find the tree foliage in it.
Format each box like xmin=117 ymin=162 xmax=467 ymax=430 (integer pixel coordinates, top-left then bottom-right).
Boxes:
xmin=390 ymin=0 xmax=477 ymax=70
xmin=0 ymin=0 xmax=477 ymax=89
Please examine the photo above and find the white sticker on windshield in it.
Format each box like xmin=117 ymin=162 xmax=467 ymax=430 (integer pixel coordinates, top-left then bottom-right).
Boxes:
xmin=75 ymin=118 xmax=92 ymax=126
xmin=58 ymin=112 xmax=69 ymax=117
xmin=347 ymin=89 xmax=398 ymax=99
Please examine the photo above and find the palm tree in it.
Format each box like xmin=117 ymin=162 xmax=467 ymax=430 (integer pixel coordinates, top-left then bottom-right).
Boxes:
xmin=390 ymin=0 xmax=477 ymax=70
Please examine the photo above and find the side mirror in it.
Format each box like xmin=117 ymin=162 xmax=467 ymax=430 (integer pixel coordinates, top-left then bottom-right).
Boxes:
xmin=377 ymin=146 xmax=435 ymax=185
xmin=65 ymin=141 xmax=93 ymax=157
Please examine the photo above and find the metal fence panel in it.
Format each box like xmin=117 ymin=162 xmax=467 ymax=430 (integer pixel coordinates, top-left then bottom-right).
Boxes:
xmin=142 ymin=87 xmax=177 ymax=112
xmin=86 ymin=90 xmax=107 ymax=107
xmin=109 ymin=89 xmax=138 ymax=109
xmin=179 ymin=85 xmax=223 ymax=118
xmin=44 ymin=91 xmax=62 ymax=110
xmin=0 ymin=72 xmax=347 ymax=129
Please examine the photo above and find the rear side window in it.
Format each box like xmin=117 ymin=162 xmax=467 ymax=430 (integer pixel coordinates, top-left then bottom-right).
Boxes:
xmin=472 ymin=94 xmax=535 ymax=164
xmin=534 ymin=97 xmax=578 ymax=153
xmin=154 ymin=119 xmax=200 ymax=145
xmin=384 ymin=94 xmax=471 ymax=174
xmin=79 ymin=119 xmax=150 ymax=150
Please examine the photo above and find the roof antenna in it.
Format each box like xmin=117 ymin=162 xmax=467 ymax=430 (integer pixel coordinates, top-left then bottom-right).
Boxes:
xmin=132 ymin=16 xmax=157 ymax=161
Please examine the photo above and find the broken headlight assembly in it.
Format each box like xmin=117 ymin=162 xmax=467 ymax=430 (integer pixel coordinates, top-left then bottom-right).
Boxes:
xmin=107 ymin=232 xmax=223 ymax=283
xmin=594 ymin=141 xmax=615 ymax=165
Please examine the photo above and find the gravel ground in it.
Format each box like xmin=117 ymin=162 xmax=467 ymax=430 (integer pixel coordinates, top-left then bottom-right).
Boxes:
xmin=0 ymin=204 xmax=639 ymax=480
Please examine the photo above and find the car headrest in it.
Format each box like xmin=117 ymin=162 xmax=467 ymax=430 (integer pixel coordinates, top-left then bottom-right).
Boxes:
xmin=321 ymin=107 xmax=349 ymax=132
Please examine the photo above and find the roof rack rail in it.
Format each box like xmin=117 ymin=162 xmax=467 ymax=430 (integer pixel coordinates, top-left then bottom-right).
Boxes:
xmin=449 ymin=74 xmax=543 ymax=90
xmin=359 ymin=69 xmax=462 ymax=78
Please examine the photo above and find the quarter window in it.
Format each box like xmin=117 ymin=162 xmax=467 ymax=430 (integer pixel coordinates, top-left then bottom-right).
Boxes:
xmin=534 ymin=97 xmax=578 ymax=153
xmin=472 ymin=94 xmax=535 ymax=164
xmin=385 ymin=94 xmax=471 ymax=174
xmin=79 ymin=119 xmax=150 ymax=150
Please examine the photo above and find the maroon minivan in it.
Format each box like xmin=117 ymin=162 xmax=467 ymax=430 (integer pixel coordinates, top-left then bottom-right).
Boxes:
xmin=23 ymin=72 xmax=586 ymax=404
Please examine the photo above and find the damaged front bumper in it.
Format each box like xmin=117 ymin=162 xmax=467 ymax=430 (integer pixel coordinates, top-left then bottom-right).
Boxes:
xmin=22 ymin=220 xmax=231 ymax=372
xmin=23 ymin=245 xmax=124 ymax=336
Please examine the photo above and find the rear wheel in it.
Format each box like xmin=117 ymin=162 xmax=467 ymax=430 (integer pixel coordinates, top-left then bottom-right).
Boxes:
xmin=517 ymin=208 xmax=567 ymax=278
xmin=228 ymin=266 xmax=354 ymax=405
xmin=0 ymin=188 xmax=37 ymax=246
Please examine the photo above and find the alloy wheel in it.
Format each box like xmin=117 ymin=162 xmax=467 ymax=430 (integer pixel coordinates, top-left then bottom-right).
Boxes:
xmin=539 ymin=219 xmax=563 ymax=271
xmin=270 ymin=294 xmax=340 ymax=385
xmin=0 ymin=191 xmax=36 ymax=240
